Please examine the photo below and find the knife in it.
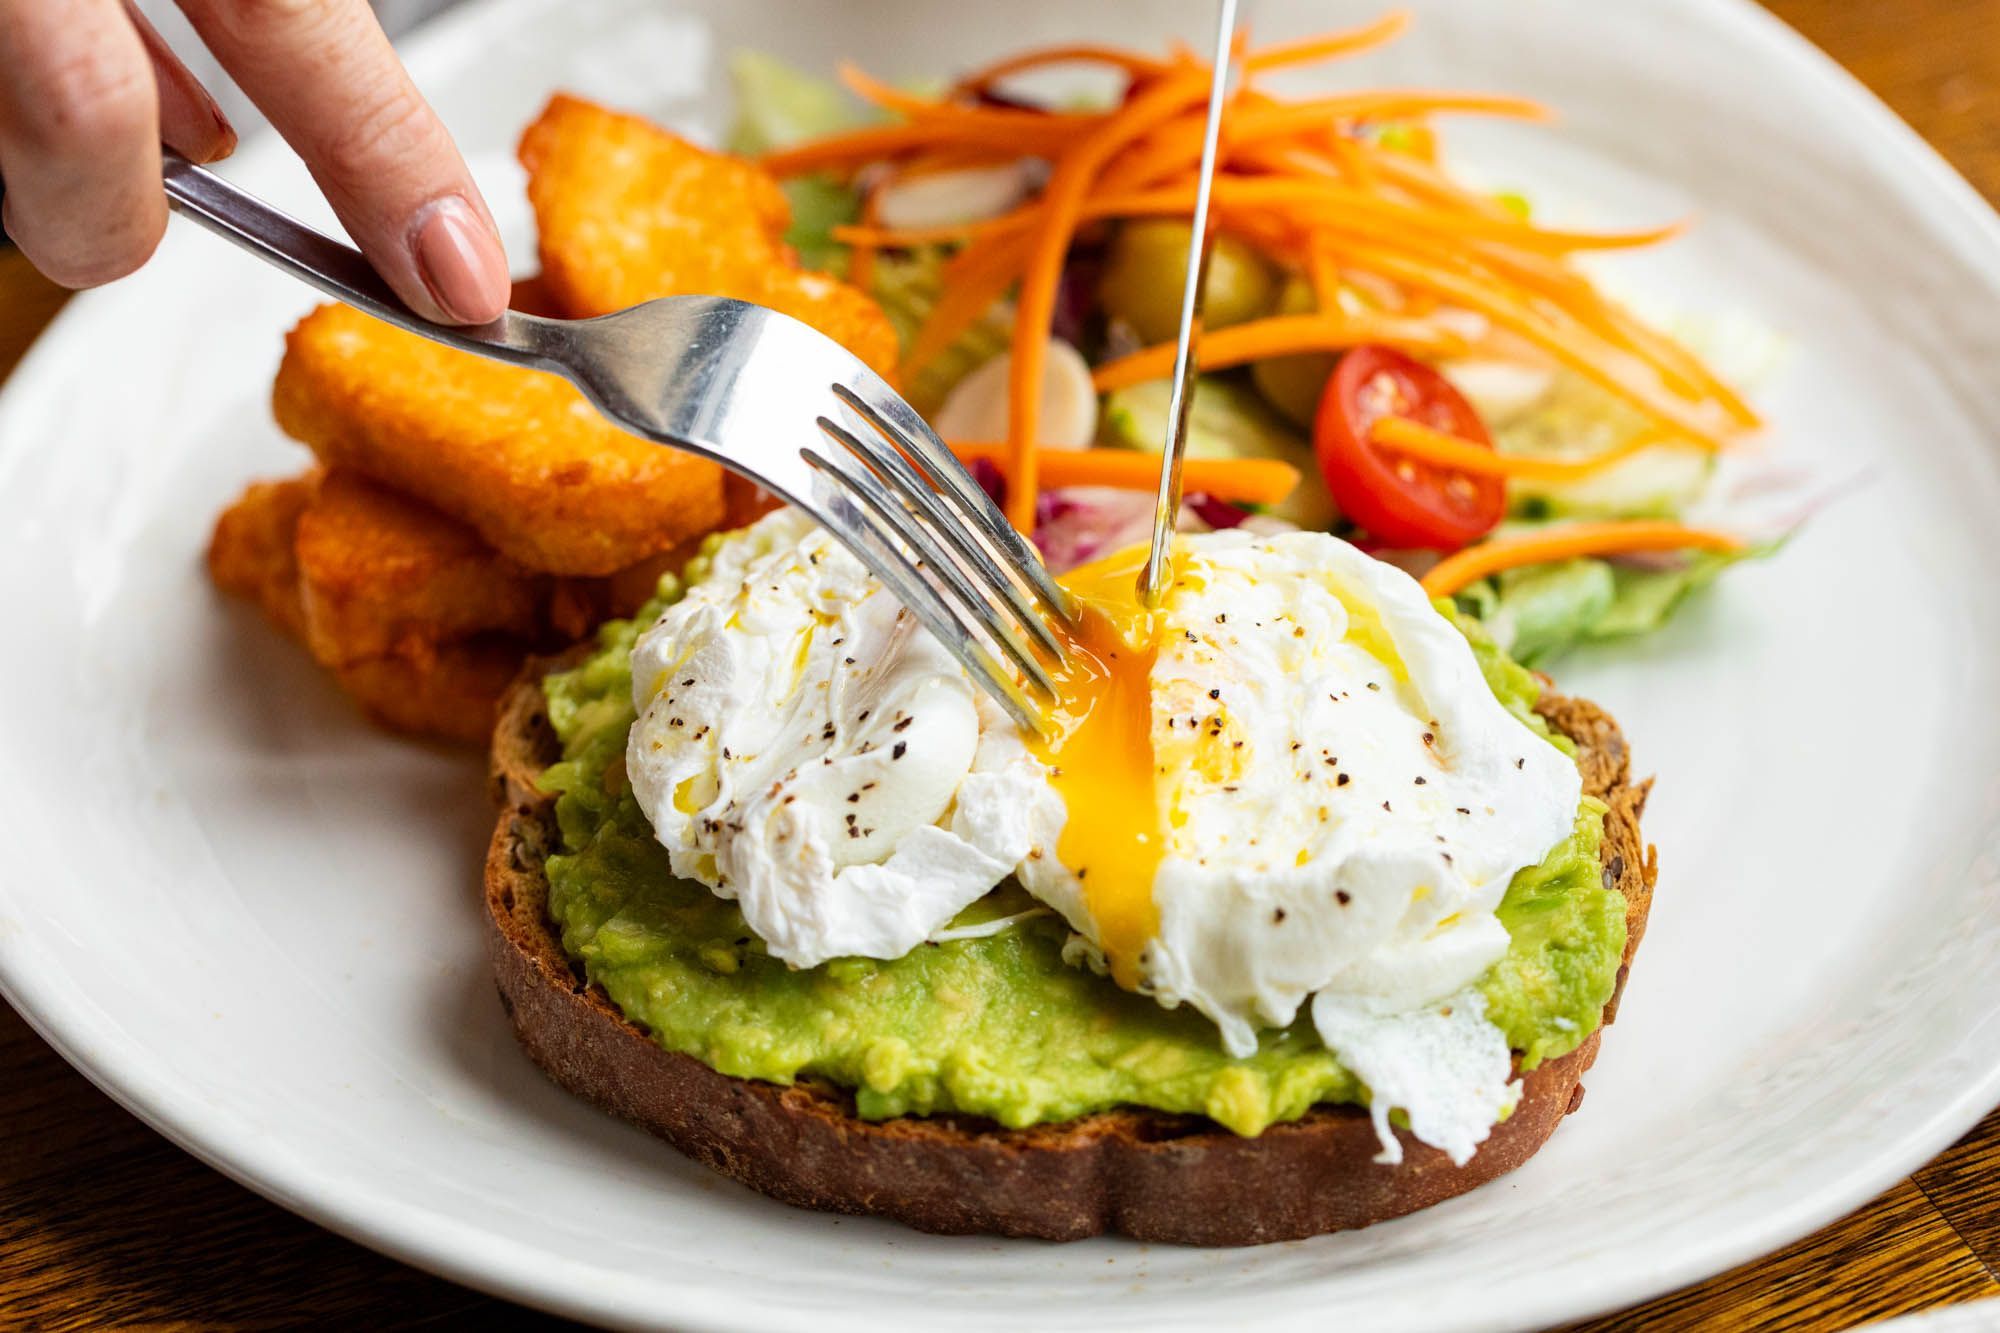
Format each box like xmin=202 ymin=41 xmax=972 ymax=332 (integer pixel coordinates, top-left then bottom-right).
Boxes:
xmin=1136 ymin=0 xmax=1247 ymax=608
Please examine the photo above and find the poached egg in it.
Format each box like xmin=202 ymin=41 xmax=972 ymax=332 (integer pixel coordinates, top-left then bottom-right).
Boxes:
xmin=625 ymin=511 xmax=1047 ymax=967
xmin=626 ymin=510 xmax=1581 ymax=1162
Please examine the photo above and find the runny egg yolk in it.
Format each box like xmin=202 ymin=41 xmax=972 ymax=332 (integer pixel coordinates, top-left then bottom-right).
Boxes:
xmin=1029 ymin=545 xmax=1167 ymax=990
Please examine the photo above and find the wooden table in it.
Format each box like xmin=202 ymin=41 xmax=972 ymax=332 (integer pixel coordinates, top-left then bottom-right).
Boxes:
xmin=3 ymin=2 xmax=1998 ymax=1327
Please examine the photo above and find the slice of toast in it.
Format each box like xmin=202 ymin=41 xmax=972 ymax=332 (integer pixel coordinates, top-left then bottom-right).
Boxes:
xmin=484 ymin=654 xmax=1656 ymax=1244
xmin=519 ymin=94 xmax=901 ymax=376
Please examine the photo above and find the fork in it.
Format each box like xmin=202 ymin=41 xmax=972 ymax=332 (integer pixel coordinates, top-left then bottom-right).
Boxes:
xmin=161 ymin=151 xmax=1075 ymax=734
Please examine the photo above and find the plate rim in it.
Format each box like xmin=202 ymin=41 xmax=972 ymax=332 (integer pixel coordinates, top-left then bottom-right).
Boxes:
xmin=2 ymin=0 xmax=1998 ymax=1329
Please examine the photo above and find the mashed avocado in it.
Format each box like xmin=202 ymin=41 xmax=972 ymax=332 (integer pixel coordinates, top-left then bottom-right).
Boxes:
xmin=538 ymin=545 xmax=1626 ymax=1137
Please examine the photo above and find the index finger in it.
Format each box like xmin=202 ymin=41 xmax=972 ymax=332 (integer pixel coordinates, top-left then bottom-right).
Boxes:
xmin=177 ymin=0 xmax=509 ymax=324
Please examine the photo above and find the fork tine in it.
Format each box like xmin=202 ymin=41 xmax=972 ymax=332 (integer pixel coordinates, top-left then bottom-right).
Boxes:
xmin=810 ymin=423 xmax=1060 ymax=701
xmin=830 ymin=381 xmax=1075 ymax=625
xmin=823 ymin=401 xmax=1069 ymax=664
xmin=800 ymin=458 xmax=1049 ymax=736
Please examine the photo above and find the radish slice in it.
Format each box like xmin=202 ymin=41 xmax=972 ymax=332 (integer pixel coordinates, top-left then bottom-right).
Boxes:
xmin=934 ymin=339 xmax=1097 ymax=450
xmin=1441 ymin=358 xmax=1556 ymax=426
xmin=873 ymin=163 xmax=1038 ymax=230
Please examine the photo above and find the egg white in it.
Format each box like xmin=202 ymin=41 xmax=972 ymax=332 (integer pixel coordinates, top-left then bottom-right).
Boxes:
xmin=626 ymin=509 xmax=1046 ymax=967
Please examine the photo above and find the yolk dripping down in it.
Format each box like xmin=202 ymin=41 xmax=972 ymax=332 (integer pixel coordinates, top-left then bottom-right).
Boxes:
xmin=1029 ymin=545 xmax=1168 ymax=990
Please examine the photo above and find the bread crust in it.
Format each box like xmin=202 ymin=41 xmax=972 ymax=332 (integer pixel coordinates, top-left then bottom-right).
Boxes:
xmin=483 ymin=652 xmax=1656 ymax=1245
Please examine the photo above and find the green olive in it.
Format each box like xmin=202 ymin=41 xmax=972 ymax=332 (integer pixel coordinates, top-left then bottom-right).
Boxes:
xmin=1250 ymin=275 xmax=1336 ymax=428
xmin=1096 ymin=220 xmax=1277 ymax=347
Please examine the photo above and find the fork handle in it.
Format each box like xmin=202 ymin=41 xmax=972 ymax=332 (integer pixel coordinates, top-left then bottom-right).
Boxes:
xmin=161 ymin=149 xmax=567 ymax=371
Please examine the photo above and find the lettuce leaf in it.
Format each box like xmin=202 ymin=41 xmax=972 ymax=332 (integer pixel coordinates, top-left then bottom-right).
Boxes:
xmin=725 ymin=52 xmax=864 ymax=271
xmin=723 ymin=52 xmax=1003 ymax=406
xmin=867 ymin=247 xmax=1012 ymax=413
xmin=1453 ymin=549 xmax=1748 ymax=668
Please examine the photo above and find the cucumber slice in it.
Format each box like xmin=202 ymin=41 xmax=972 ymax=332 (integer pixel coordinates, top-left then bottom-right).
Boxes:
xmin=1100 ymin=377 xmax=1338 ymax=530
xmin=1496 ymin=372 xmax=1714 ymax=518
xmin=1508 ymin=443 xmax=1714 ymax=519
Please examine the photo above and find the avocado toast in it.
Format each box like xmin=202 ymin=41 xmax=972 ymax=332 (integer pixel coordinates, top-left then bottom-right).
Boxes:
xmin=482 ymin=554 xmax=1656 ymax=1245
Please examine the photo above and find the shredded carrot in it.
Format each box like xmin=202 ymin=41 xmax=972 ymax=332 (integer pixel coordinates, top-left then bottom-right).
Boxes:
xmin=1335 ymin=241 xmax=1732 ymax=445
xmin=891 ymin=144 xmax=1014 ymax=178
xmin=1355 ymin=142 xmax=1520 ymax=219
xmin=836 ymin=177 xmax=1681 ymax=258
xmin=1597 ymin=302 xmax=1763 ymax=428
xmin=1392 ymin=123 xmax=1439 ymax=163
xmin=1233 ymin=139 xmax=1346 ymax=183
xmin=950 ymin=10 xmax=1409 ymax=97
xmin=897 ymin=229 xmax=1031 ymax=382
xmin=1420 ymin=521 xmax=1744 ymax=595
xmin=1095 ymin=115 xmax=1214 ymax=194
xmin=1323 ymin=131 xmax=1378 ymax=188
xmin=1005 ymin=67 xmax=1216 ymax=528
xmin=1308 ymin=242 xmax=1342 ymax=309
xmin=949 ymin=444 xmax=1300 ymax=505
xmin=1242 ymin=12 xmax=1411 ymax=72
xmin=762 ymin=119 xmax=1077 ymax=177
xmin=1234 ymin=92 xmax=1551 ymax=139
xmin=838 ymin=64 xmax=1102 ymax=138
xmin=1429 ymin=235 xmax=1755 ymax=422
xmin=1228 ymin=211 xmax=1310 ymax=262
xmin=1401 ymin=287 xmax=1440 ymax=317
xmin=1237 ymin=181 xmax=1679 ymax=254
xmin=839 ymin=63 xmax=964 ymax=119
xmin=832 ymin=218 xmax=992 ymax=248
xmin=1369 ymin=417 xmax=1668 ymax=479
xmin=847 ymin=185 xmax=880 ymax=291
xmin=1092 ymin=91 xmax=1546 ymax=196
xmin=1093 ymin=314 xmax=1471 ymax=391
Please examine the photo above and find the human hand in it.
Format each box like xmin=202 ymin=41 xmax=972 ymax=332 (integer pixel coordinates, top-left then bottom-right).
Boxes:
xmin=0 ymin=0 xmax=510 ymax=323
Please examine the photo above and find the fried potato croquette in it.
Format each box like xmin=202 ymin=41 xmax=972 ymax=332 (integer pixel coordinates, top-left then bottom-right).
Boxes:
xmin=208 ymin=472 xmax=525 ymax=745
xmin=207 ymin=469 xmax=689 ymax=745
xmin=207 ymin=472 xmax=318 ymax=639
xmin=519 ymin=94 xmax=901 ymax=376
xmin=331 ymin=637 xmax=526 ymax=747
xmin=296 ymin=469 xmax=544 ymax=666
xmin=273 ymin=303 xmax=728 ymax=577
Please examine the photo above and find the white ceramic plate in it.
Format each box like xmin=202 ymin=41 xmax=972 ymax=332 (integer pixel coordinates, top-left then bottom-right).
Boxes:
xmin=3 ymin=1 xmax=1999 ymax=1329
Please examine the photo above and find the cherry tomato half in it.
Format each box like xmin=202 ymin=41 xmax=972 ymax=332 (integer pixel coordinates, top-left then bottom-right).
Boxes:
xmin=1313 ymin=345 xmax=1504 ymax=551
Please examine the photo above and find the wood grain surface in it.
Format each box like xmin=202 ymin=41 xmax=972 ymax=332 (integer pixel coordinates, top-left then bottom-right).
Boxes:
xmin=3 ymin=2 xmax=1998 ymax=1328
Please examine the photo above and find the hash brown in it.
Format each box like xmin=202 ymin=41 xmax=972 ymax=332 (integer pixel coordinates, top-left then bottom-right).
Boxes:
xmin=296 ymin=469 xmax=544 ymax=665
xmin=519 ymin=94 xmax=900 ymax=376
xmin=272 ymin=303 xmax=727 ymax=577
xmin=206 ymin=472 xmax=317 ymax=639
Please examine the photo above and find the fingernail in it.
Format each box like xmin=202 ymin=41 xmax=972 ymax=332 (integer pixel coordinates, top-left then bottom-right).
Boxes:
xmin=206 ymin=97 xmax=238 ymax=162
xmin=410 ymin=195 xmax=508 ymax=324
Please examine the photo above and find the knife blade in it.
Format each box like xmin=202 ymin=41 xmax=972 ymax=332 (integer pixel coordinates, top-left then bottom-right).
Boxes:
xmin=1135 ymin=0 xmax=1246 ymax=608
